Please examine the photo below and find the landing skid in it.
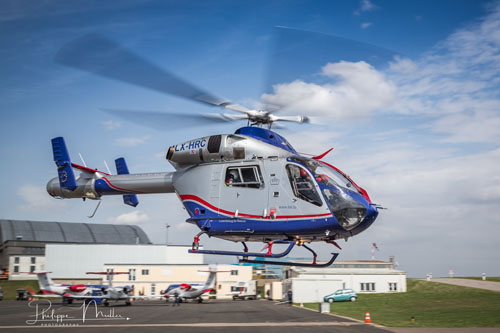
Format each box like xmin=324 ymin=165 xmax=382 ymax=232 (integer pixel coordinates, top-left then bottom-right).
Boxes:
xmin=189 ymin=237 xmax=339 ymax=267
xmin=240 ymin=253 xmax=339 ymax=267
xmin=188 ymin=240 xmax=295 ymax=258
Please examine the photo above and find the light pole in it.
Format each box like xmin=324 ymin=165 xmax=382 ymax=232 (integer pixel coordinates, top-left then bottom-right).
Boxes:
xmin=166 ymin=224 xmax=171 ymax=245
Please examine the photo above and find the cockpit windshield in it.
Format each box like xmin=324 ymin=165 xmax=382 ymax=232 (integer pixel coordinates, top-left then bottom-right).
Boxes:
xmin=288 ymin=156 xmax=357 ymax=192
xmin=288 ymin=156 xmax=367 ymax=231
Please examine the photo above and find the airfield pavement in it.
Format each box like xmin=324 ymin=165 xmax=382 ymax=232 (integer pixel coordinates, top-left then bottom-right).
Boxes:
xmin=0 ymin=298 xmax=390 ymax=333
xmin=1 ymin=298 xmax=498 ymax=333
xmin=426 ymin=278 xmax=500 ymax=291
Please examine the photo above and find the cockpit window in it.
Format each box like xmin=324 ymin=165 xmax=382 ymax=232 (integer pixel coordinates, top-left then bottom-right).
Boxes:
xmin=288 ymin=156 xmax=356 ymax=192
xmin=286 ymin=164 xmax=322 ymax=206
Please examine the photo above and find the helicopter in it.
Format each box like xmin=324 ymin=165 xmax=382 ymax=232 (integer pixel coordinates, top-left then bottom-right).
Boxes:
xmin=46 ymin=32 xmax=380 ymax=267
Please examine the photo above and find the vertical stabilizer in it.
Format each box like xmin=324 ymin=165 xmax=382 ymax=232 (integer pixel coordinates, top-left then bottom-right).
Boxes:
xmin=203 ymin=264 xmax=218 ymax=290
xmin=36 ymin=272 xmax=55 ymax=291
xmin=52 ymin=137 xmax=77 ymax=191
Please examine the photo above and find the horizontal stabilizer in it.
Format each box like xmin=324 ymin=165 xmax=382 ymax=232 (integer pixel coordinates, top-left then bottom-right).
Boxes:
xmin=115 ymin=157 xmax=139 ymax=207
xmin=51 ymin=137 xmax=77 ymax=191
xmin=123 ymin=194 xmax=139 ymax=207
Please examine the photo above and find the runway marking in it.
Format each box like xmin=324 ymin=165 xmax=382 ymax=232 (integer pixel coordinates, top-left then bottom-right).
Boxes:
xmin=1 ymin=321 xmax=363 ymax=329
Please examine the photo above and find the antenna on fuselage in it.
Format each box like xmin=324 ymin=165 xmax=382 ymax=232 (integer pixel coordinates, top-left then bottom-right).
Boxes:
xmin=78 ymin=153 xmax=87 ymax=167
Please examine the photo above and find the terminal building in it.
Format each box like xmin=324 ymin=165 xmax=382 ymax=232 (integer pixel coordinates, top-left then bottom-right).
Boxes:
xmin=102 ymin=263 xmax=252 ymax=298
xmin=45 ymin=243 xmax=251 ymax=298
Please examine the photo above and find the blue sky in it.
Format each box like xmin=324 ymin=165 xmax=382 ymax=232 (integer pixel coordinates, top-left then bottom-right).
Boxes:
xmin=1 ymin=0 xmax=499 ymax=277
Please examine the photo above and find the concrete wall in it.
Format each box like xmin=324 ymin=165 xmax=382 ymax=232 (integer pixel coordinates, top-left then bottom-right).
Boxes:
xmin=291 ymin=279 xmax=343 ymax=303
xmin=45 ymin=244 xmax=203 ymax=278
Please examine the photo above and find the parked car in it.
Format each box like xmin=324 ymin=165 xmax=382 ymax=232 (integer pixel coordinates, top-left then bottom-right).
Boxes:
xmin=324 ymin=289 xmax=358 ymax=303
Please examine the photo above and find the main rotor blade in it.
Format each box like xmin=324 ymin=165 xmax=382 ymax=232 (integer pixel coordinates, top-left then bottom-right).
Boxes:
xmin=56 ymin=33 xmax=246 ymax=111
xmin=102 ymin=108 xmax=246 ymax=131
xmin=270 ymin=115 xmax=310 ymax=124
xmin=264 ymin=26 xmax=401 ymax=94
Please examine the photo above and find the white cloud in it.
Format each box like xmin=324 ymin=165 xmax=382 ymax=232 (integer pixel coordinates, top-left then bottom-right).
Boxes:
xmin=17 ymin=184 xmax=66 ymax=211
xmin=173 ymin=221 xmax=195 ymax=231
xmin=354 ymin=0 xmax=378 ymax=15
xmin=108 ymin=210 xmax=149 ymax=225
xmin=102 ymin=120 xmax=121 ymax=130
xmin=261 ymin=61 xmax=396 ymax=119
xmin=114 ymin=136 xmax=150 ymax=147
xmin=361 ymin=22 xmax=372 ymax=29
xmin=430 ymin=110 xmax=500 ymax=143
xmin=385 ymin=3 xmax=500 ymax=143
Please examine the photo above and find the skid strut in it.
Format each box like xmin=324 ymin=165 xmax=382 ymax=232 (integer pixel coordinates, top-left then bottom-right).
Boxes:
xmin=191 ymin=231 xmax=205 ymax=251
xmin=241 ymin=242 xmax=248 ymax=260
xmin=302 ymin=244 xmax=317 ymax=266
xmin=240 ymin=253 xmax=339 ymax=267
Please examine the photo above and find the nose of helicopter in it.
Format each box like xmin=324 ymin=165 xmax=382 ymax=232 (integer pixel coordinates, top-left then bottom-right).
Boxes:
xmin=353 ymin=201 xmax=379 ymax=235
xmin=365 ymin=203 xmax=379 ymax=223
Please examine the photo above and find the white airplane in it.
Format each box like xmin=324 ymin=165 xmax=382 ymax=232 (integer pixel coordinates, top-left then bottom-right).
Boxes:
xmin=163 ymin=265 xmax=229 ymax=303
xmin=81 ymin=271 xmax=160 ymax=306
xmin=83 ymin=272 xmax=134 ymax=306
xmin=29 ymin=271 xmax=98 ymax=304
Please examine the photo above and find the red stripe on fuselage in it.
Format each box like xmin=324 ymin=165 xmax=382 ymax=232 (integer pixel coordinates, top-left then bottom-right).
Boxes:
xmin=72 ymin=163 xmax=144 ymax=195
xmin=72 ymin=163 xmax=110 ymax=175
xmin=180 ymin=194 xmax=332 ymax=220
xmin=101 ymin=177 xmax=145 ymax=194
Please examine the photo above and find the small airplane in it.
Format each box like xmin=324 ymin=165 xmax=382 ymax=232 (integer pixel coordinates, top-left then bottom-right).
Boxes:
xmin=28 ymin=271 xmax=98 ymax=304
xmin=163 ymin=266 xmax=229 ymax=303
xmin=79 ymin=271 xmax=158 ymax=306
xmin=46 ymin=32 xmax=381 ymax=267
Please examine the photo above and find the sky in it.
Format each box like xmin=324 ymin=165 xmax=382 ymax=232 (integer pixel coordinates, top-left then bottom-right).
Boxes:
xmin=1 ymin=0 xmax=499 ymax=278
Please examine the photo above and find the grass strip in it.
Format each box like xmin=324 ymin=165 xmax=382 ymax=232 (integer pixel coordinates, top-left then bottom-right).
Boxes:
xmin=302 ymin=279 xmax=500 ymax=327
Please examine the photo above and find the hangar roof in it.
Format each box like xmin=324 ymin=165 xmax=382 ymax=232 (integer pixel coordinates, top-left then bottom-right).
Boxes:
xmin=0 ymin=219 xmax=150 ymax=244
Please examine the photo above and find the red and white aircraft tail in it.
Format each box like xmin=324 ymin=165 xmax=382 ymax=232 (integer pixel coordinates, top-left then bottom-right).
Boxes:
xmin=198 ymin=265 xmax=231 ymax=292
xmin=33 ymin=271 xmax=55 ymax=292
xmin=28 ymin=271 xmax=92 ymax=299
xmin=164 ymin=265 xmax=231 ymax=301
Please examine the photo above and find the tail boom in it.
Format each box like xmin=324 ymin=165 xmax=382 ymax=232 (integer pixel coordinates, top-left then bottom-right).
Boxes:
xmin=47 ymin=172 xmax=175 ymax=199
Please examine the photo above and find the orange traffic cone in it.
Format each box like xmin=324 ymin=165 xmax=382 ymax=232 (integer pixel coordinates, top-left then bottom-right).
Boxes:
xmin=365 ymin=312 xmax=371 ymax=323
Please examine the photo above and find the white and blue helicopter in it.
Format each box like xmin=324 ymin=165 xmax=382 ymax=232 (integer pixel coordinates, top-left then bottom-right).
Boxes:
xmin=46 ymin=33 xmax=380 ymax=267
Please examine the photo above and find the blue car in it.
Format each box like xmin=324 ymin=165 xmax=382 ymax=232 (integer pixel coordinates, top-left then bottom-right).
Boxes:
xmin=324 ymin=289 xmax=358 ymax=303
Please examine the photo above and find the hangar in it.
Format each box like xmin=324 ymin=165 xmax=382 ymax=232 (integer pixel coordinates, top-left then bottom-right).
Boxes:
xmin=0 ymin=219 xmax=150 ymax=280
xmin=45 ymin=243 xmax=203 ymax=283
xmin=283 ymin=258 xmax=407 ymax=303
